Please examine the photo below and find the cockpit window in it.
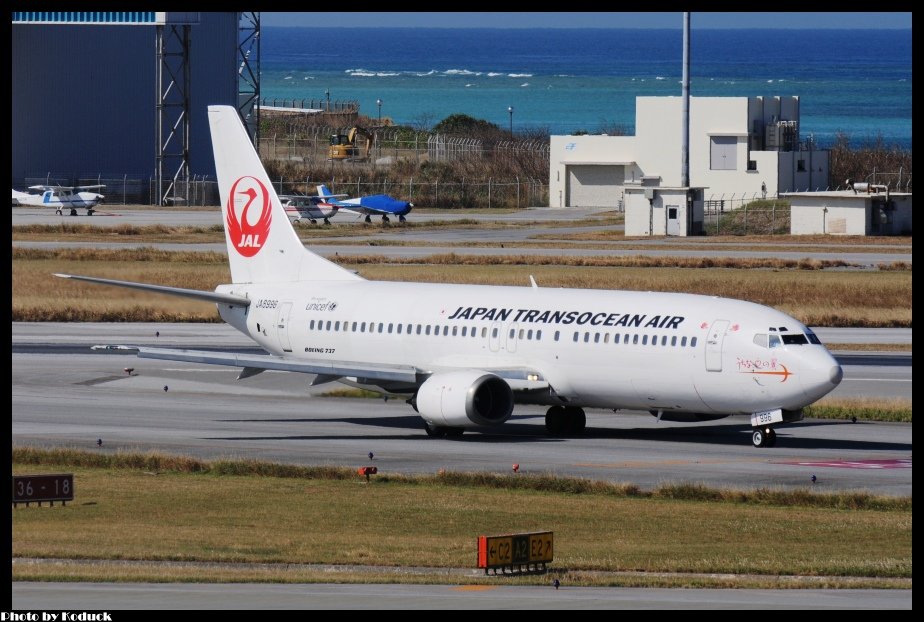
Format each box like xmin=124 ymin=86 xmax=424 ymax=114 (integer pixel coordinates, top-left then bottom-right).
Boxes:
xmin=753 ymin=334 xmax=768 ymax=348
xmin=781 ymin=333 xmax=808 ymax=345
xmin=768 ymin=334 xmax=781 ymax=348
xmin=805 ymin=330 xmax=822 ymax=345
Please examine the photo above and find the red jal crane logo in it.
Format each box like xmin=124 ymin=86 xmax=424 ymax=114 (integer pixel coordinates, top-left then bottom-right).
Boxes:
xmin=226 ymin=176 xmax=271 ymax=257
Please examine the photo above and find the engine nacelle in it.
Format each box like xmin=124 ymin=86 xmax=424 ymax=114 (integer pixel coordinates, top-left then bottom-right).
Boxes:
xmin=416 ymin=371 xmax=514 ymax=428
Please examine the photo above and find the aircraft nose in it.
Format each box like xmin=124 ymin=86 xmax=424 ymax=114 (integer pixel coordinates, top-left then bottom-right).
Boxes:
xmin=800 ymin=353 xmax=843 ymax=402
xmin=829 ymin=364 xmax=844 ymax=386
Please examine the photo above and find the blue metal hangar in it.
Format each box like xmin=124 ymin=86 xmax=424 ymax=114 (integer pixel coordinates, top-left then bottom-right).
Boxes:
xmin=12 ymin=12 xmax=259 ymax=205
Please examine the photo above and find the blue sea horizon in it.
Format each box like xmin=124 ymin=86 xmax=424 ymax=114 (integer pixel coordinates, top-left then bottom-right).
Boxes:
xmin=260 ymin=27 xmax=912 ymax=150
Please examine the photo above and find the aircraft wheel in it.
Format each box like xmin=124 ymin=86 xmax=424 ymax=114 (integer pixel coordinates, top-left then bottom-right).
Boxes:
xmin=324 ymin=218 xmax=330 ymax=225
xmin=70 ymin=208 xmax=78 ymax=216
xmin=752 ymin=427 xmax=774 ymax=448
xmin=87 ymin=209 xmax=94 ymax=216
xmin=565 ymin=407 xmax=586 ymax=434
xmin=399 ymin=215 xmax=407 ymax=223
xmin=364 ymin=215 xmax=372 ymax=224
xmin=382 ymin=215 xmax=390 ymax=223
xmin=545 ymin=405 xmax=567 ymax=436
xmin=55 ymin=209 xmax=63 ymax=215
xmin=424 ymin=421 xmax=447 ymax=438
xmin=444 ymin=427 xmax=465 ymax=438
xmin=766 ymin=428 xmax=777 ymax=447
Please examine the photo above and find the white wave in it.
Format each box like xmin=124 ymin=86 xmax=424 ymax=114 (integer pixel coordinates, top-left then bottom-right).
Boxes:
xmin=303 ymin=76 xmax=315 ymax=80
xmin=444 ymin=69 xmax=482 ymax=76
xmin=415 ymin=70 xmax=437 ymax=76
xmin=655 ymin=76 xmax=666 ymax=80
xmin=348 ymin=72 xmax=377 ymax=77
xmin=508 ymin=73 xmax=533 ymax=78
xmin=520 ymin=82 xmax=530 ymax=87
xmin=487 ymin=72 xmax=503 ymax=77
xmin=465 ymin=83 xmax=475 ymax=87
xmin=284 ymin=76 xmax=293 ymax=80
xmin=376 ymin=72 xmax=400 ymax=77
xmin=767 ymin=79 xmax=774 ymax=83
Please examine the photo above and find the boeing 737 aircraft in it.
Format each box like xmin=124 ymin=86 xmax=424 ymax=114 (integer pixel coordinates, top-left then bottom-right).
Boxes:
xmin=57 ymin=106 xmax=843 ymax=448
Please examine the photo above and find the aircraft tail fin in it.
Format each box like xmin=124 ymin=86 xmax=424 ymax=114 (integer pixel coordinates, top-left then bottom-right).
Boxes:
xmin=208 ymin=106 xmax=360 ymax=284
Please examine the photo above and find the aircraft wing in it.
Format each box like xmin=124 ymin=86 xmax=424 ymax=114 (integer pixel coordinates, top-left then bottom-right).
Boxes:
xmin=92 ymin=345 xmax=549 ymax=391
xmin=29 ymin=184 xmax=72 ymax=191
xmin=96 ymin=345 xmax=421 ymax=383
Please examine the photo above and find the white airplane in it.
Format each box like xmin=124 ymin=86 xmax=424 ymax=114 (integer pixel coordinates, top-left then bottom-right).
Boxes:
xmin=57 ymin=106 xmax=843 ymax=448
xmin=279 ymin=186 xmax=358 ymax=225
xmin=12 ymin=184 xmax=106 ymax=216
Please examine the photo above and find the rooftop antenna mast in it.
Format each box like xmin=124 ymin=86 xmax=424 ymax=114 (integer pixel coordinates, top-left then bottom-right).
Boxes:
xmin=681 ymin=12 xmax=690 ymax=188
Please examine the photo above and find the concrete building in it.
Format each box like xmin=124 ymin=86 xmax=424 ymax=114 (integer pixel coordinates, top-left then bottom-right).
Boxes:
xmin=785 ymin=189 xmax=912 ymax=236
xmin=549 ymin=96 xmax=829 ymax=219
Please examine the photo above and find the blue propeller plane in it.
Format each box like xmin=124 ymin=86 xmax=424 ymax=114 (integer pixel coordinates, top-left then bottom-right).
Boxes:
xmin=317 ymin=184 xmax=413 ymax=223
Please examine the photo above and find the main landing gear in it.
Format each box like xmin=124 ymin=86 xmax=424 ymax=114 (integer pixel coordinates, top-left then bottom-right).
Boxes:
xmin=752 ymin=426 xmax=777 ymax=448
xmin=545 ymin=405 xmax=586 ymax=435
xmin=423 ymin=421 xmax=465 ymax=439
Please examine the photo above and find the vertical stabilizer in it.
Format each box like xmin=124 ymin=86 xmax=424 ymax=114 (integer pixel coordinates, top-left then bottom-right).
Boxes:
xmin=207 ymin=105 xmax=361 ymax=284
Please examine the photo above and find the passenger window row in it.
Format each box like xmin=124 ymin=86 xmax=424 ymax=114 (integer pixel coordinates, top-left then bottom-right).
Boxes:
xmin=306 ymin=319 xmax=696 ymax=348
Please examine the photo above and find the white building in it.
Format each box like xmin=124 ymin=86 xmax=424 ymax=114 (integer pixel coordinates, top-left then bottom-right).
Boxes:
xmin=785 ymin=190 xmax=912 ymax=236
xmin=549 ymin=96 xmax=829 ymax=217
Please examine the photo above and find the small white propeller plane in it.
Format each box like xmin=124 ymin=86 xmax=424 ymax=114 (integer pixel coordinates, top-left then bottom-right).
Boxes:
xmin=12 ymin=184 xmax=105 ymax=216
xmin=56 ymin=106 xmax=843 ymax=448
xmin=279 ymin=186 xmax=359 ymax=225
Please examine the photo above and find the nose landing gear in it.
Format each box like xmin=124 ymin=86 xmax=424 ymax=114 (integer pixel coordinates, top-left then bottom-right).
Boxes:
xmin=752 ymin=426 xmax=777 ymax=448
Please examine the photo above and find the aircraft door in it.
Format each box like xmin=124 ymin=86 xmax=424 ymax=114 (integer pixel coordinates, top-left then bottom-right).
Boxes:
xmin=705 ymin=319 xmax=729 ymax=372
xmin=505 ymin=322 xmax=519 ymax=353
xmin=276 ymin=302 xmax=293 ymax=352
xmin=488 ymin=321 xmax=502 ymax=352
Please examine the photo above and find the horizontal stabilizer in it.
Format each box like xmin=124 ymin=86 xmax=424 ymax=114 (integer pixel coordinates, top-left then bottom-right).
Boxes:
xmin=54 ymin=274 xmax=251 ymax=307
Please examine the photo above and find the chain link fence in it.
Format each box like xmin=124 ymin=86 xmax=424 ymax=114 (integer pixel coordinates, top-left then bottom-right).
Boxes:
xmin=272 ymin=177 xmax=548 ymax=210
xmin=16 ymin=175 xmax=547 ymax=209
xmin=703 ymin=194 xmax=790 ymax=235
xmin=258 ymin=127 xmax=550 ymax=164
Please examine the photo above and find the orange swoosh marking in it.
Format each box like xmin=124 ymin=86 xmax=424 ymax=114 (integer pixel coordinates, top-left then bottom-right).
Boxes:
xmin=741 ymin=364 xmax=792 ymax=382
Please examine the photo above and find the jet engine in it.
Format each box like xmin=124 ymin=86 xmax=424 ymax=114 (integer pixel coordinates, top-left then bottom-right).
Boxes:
xmin=415 ymin=371 xmax=514 ymax=428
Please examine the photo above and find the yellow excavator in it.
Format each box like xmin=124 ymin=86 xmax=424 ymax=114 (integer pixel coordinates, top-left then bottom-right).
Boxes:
xmin=328 ymin=126 xmax=374 ymax=161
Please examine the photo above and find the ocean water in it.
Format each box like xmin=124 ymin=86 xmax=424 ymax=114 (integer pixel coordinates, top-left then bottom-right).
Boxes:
xmin=261 ymin=27 xmax=912 ymax=149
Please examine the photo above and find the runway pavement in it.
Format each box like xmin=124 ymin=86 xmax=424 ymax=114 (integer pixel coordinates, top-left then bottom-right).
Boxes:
xmin=12 ymin=323 xmax=912 ymax=497
xmin=10 ymin=582 xmax=911 ymax=610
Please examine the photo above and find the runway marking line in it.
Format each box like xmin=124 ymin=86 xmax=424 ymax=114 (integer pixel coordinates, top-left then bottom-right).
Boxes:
xmin=573 ymin=458 xmax=765 ymax=469
xmin=777 ymin=459 xmax=911 ymax=469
